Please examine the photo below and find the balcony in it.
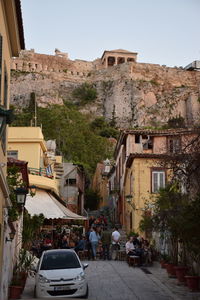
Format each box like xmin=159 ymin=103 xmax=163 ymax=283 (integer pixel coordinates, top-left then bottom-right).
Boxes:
xmin=28 ymin=167 xmax=53 ymax=179
xmin=28 ymin=167 xmax=59 ymax=195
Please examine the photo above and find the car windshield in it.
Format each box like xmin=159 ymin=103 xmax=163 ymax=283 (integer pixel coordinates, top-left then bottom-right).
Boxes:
xmin=40 ymin=252 xmax=81 ymax=270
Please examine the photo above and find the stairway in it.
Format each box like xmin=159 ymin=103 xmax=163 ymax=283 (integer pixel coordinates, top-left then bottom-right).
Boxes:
xmin=54 ymin=162 xmax=64 ymax=179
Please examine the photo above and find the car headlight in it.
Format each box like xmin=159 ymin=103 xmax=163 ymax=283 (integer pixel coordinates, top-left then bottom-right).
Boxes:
xmin=39 ymin=274 xmax=50 ymax=283
xmin=75 ymin=272 xmax=85 ymax=281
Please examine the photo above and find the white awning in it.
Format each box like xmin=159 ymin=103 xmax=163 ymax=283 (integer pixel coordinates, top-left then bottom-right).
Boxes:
xmin=25 ymin=190 xmax=87 ymax=220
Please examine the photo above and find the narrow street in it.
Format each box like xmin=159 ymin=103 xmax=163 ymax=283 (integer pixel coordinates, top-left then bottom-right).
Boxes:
xmin=21 ymin=260 xmax=200 ymax=300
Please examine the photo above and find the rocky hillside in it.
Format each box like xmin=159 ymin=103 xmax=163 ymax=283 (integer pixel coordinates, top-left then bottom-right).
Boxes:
xmin=10 ymin=52 xmax=200 ymax=128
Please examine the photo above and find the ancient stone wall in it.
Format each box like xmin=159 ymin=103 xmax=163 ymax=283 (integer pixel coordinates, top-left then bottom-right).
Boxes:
xmin=11 ymin=49 xmax=96 ymax=77
xmin=10 ymin=50 xmax=200 ymax=128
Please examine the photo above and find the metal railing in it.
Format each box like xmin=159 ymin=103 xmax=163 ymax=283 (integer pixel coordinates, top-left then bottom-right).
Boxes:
xmin=28 ymin=167 xmax=54 ymax=179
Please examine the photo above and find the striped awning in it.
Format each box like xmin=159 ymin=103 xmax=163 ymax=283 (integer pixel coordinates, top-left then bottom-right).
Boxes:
xmin=25 ymin=189 xmax=87 ymax=220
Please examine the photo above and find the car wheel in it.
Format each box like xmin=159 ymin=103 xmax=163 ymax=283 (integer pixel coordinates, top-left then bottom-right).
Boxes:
xmin=81 ymin=285 xmax=89 ymax=299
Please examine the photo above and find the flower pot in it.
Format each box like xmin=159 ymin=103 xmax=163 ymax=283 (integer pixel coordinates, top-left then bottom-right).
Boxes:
xmin=185 ymin=276 xmax=199 ymax=292
xmin=166 ymin=263 xmax=177 ymax=278
xmin=174 ymin=266 xmax=188 ymax=284
xmin=9 ymin=285 xmax=23 ymax=299
xmin=19 ymin=271 xmax=28 ymax=290
xmin=160 ymin=260 xmax=167 ymax=268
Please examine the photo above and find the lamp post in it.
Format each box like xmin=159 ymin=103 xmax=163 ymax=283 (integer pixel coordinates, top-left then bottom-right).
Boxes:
xmin=29 ymin=185 xmax=36 ymax=196
xmin=15 ymin=187 xmax=28 ymax=206
xmin=5 ymin=231 xmax=15 ymax=243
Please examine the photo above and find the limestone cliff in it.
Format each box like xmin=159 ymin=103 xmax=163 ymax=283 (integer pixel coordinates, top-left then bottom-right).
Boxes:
xmin=10 ymin=50 xmax=200 ymax=128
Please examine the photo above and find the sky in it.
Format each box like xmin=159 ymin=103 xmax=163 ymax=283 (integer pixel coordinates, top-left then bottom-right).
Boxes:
xmin=21 ymin=0 xmax=200 ymax=67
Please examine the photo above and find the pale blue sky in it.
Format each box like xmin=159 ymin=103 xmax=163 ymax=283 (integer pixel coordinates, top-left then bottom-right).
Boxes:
xmin=21 ymin=0 xmax=200 ymax=67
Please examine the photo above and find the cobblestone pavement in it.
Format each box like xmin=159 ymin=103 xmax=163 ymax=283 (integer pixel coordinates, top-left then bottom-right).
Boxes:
xmin=21 ymin=260 xmax=200 ymax=300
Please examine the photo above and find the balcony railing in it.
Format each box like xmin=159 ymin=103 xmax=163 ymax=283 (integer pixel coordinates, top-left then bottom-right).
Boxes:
xmin=28 ymin=167 xmax=54 ymax=179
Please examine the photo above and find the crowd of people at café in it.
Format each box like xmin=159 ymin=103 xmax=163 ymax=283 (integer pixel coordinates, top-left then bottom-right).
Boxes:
xmin=31 ymin=215 xmax=153 ymax=266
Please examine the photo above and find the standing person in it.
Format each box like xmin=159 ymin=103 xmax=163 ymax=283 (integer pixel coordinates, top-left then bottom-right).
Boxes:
xmin=89 ymin=227 xmax=100 ymax=260
xmin=89 ymin=216 xmax=96 ymax=227
xmin=101 ymin=227 xmax=111 ymax=260
xmin=86 ymin=227 xmax=92 ymax=260
xmin=111 ymin=226 xmax=121 ymax=260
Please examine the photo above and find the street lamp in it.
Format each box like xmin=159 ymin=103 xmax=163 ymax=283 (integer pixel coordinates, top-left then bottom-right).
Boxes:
xmin=15 ymin=187 xmax=28 ymax=206
xmin=5 ymin=231 xmax=15 ymax=242
xmin=125 ymin=194 xmax=135 ymax=210
xmin=29 ymin=185 xmax=36 ymax=195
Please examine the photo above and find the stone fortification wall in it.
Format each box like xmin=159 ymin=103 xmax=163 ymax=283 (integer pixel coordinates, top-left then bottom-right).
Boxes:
xmin=10 ymin=50 xmax=200 ymax=128
xmin=130 ymin=63 xmax=200 ymax=87
xmin=11 ymin=49 xmax=96 ymax=77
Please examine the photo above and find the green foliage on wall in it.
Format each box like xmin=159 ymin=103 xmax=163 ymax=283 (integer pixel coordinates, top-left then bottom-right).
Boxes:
xmin=7 ymin=166 xmax=25 ymax=222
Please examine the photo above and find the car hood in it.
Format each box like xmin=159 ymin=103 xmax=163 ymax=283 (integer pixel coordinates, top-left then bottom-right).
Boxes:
xmin=39 ymin=268 xmax=83 ymax=280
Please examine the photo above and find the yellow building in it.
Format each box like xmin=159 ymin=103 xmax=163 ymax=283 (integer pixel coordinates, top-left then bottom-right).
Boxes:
xmin=124 ymin=154 xmax=168 ymax=235
xmin=0 ymin=0 xmax=24 ymax=297
xmin=113 ymin=128 xmax=197 ymax=235
xmin=8 ymin=127 xmax=59 ymax=194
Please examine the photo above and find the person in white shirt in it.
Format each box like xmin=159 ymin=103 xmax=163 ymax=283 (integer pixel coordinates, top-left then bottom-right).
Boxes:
xmin=125 ymin=236 xmax=136 ymax=256
xmin=111 ymin=226 xmax=121 ymax=260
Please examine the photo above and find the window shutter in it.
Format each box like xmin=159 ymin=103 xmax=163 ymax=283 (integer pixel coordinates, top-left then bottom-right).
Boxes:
xmin=159 ymin=172 xmax=164 ymax=188
xmin=153 ymin=172 xmax=158 ymax=193
xmin=0 ymin=35 xmax=2 ymax=102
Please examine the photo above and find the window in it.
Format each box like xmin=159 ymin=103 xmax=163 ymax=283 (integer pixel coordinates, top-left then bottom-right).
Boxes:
xmin=65 ymin=178 xmax=76 ymax=186
xmin=40 ymin=252 xmax=81 ymax=270
xmin=152 ymin=170 xmax=165 ymax=193
xmin=130 ymin=172 xmax=134 ymax=194
xmin=135 ymin=134 xmax=140 ymax=144
xmin=7 ymin=150 xmax=18 ymax=159
xmin=168 ymin=138 xmax=181 ymax=153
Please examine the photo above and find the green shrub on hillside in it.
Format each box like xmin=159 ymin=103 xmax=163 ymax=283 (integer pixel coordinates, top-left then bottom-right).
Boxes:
xmin=72 ymin=82 xmax=97 ymax=105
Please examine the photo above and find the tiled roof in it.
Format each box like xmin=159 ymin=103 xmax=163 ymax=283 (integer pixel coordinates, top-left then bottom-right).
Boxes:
xmin=126 ymin=152 xmax=190 ymax=168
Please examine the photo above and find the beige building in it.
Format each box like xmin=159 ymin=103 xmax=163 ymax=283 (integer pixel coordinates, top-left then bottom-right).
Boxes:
xmin=101 ymin=49 xmax=137 ymax=68
xmin=92 ymin=161 xmax=110 ymax=208
xmin=0 ymin=0 xmax=24 ymax=298
xmin=8 ymin=126 xmax=60 ymax=194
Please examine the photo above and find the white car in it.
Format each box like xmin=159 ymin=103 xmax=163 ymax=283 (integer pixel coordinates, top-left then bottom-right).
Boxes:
xmin=34 ymin=249 xmax=88 ymax=298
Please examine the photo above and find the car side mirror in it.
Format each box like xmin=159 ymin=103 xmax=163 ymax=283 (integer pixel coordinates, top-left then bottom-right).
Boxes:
xmin=83 ymin=263 xmax=88 ymax=269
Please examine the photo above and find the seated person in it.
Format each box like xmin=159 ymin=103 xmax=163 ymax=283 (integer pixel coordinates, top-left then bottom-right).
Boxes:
xmin=142 ymin=239 xmax=152 ymax=265
xmin=74 ymin=236 xmax=86 ymax=252
xmin=125 ymin=236 xmax=136 ymax=256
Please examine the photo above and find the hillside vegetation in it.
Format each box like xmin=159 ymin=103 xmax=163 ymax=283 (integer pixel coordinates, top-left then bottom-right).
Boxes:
xmin=11 ymin=98 xmax=117 ymax=176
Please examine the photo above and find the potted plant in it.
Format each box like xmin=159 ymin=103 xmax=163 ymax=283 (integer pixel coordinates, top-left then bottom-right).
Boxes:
xmin=10 ymin=248 xmax=36 ymax=297
xmin=184 ymin=250 xmax=200 ymax=292
xmin=9 ymin=268 xmax=23 ymax=299
xmin=160 ymin=253 xmax=170 ymax=268
xmin=180 ymin=196 xmax=200 ymax=291
xmin=174 ymin=241 xmax=188 ymax=284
